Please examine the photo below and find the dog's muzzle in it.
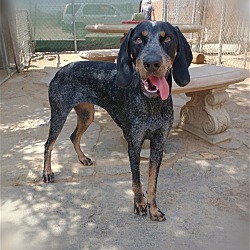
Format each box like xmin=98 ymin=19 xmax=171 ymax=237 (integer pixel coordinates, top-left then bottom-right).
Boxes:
xmin=141 ymin=55 xmax=170 ymax=100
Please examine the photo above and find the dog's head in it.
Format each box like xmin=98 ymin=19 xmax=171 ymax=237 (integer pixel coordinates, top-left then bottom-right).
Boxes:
xmin=115 ymin=21 xmax=192 ymax=100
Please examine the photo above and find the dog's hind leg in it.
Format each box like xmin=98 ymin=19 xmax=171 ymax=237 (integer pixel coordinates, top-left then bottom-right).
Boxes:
xmin=43 ymin=108 xmax=71 ymax=183
xmin=70 ymin=103 xmax=95 ymax=166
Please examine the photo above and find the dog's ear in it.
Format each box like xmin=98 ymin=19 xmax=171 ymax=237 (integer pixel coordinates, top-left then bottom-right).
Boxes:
xmin=172 ymin=26 xmax=193 ymax=87
xmin=115 ymin=29 xmax=134 ymax=88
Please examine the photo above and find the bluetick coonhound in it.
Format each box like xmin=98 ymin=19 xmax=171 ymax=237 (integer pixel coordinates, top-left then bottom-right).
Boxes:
xmin=43 ymin=21 xmax=192 ymax=221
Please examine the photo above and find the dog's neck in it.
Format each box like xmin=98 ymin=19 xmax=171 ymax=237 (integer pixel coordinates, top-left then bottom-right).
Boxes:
xmin=144 ymin=94 xmax=172 ymax=116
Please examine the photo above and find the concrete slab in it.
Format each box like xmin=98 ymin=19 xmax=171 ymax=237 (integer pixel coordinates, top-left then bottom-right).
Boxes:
xmin=1 ymin=57 xmax=249 ymax=250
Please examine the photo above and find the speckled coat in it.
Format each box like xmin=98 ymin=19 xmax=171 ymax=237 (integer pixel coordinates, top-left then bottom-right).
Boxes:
xmin=44 ymin=21 xmax=192 ymax=221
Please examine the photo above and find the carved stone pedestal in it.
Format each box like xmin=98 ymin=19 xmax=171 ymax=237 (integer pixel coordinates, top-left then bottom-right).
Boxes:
xmin=178 ymin=88 xmax=231 ymax=144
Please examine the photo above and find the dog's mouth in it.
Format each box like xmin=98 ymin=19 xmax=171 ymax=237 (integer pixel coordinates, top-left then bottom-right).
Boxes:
xmin=140 ymin=75 xmax=169 ymax=100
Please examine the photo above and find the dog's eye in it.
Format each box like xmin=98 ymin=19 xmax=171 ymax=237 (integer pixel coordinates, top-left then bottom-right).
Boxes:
xmin=164 ymin=36 xmax=172 ymax=43
xmin=134 ymin=37 xmax=143 ymax=44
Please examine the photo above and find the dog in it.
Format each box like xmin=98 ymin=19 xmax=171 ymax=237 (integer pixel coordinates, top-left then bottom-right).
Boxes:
xmin=43 ymin=21 xmax=192 ymax=221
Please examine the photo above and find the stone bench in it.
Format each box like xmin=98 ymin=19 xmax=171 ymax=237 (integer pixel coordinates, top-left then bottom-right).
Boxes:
xmin=173 ymin=65 xmax=249 ymax=144
xmin=140 ymin=65 xmax=248 ymax=153
xmin=79 ymin=49 xmax=204 ymax=64
xmin=79 ymin=49 xmax=119 ymax=62
xmin=78 ymin=50 xmax=248 ymax=145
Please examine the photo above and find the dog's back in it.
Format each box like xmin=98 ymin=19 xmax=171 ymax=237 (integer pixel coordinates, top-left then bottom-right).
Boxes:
xmin=49 ymin=61 xmax=124 ymax=112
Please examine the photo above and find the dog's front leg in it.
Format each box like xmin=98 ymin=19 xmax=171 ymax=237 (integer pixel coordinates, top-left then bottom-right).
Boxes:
xmin=128 ymin=144 xmax=147 ymax=216
xmin=147 ymin=136 xmax=166 ymax=222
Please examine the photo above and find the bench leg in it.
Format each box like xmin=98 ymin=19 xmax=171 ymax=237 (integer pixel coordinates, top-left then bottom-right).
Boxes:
xmin=179 ymin=88 xmax=231 ymax=144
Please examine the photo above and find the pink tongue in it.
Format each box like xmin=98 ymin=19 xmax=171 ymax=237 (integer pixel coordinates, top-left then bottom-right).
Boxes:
xmin=148 ymin=76 xmax=169 ymax=100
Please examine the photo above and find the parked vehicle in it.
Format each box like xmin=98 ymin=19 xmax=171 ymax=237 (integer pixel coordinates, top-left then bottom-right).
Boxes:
xmin=61 ymin=2 xmax=136 ymax=31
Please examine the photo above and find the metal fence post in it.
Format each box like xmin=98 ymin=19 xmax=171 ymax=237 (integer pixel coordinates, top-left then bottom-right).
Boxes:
xmin=190 ymin=0 xmax=198 ymax=41
xmin=199 ymin=0 xmax=208 ymax=52
xmin=243 ymin=21 xmax=249 ymax=69
xmin=217 ymin=0 xmax=226 ymax=65
xmin=72 ymin=0 xmax=77 ymax=52
xmin=162 ymin=0 xmax=167 ymax=21
xmin=0 ymin=24 xmax=10 ymax=75
xmin=175 ymin=0 xmax=180 ymax=23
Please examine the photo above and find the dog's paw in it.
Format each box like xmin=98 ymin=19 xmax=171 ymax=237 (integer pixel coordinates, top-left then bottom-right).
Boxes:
xmin=80 ymin=157 xmax=93 ymax=166
xmin=134 ymin=200 xmax=147 ymax=216
xmin=148 ymin=205 xmax=166 ymax=222
xmin=43 ymin=171 xmax=54 ymax=183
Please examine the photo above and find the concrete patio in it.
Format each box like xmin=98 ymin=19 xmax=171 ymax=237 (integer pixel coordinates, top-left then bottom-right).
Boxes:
xmin=1 ymin=54 xmax=249 ymax=250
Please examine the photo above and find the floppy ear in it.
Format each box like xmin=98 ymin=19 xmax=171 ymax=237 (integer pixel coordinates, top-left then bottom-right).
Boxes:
xmin=115 ymin=29 xmax=134 ymax=88
xmin=173 ymin=26 xmax=193 ymax=87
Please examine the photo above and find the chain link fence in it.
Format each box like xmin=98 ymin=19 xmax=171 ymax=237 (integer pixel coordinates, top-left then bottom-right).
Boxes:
xmin=161 ymin=0 xmax=249 ymax=69
xmin=2 ymin=0 xmax=249 ymax=74
xmin=0 ymin=1 xmax=34 ymax=84
xmin=198 ymin=0 xmax=249 ymax=68
xmin=16 ymin=9 xmax=34 ymax=68
xmin=13 ymin=0 xmax=140 ymax=52
xmin=0 ymin=20 xmax=15 ymax=83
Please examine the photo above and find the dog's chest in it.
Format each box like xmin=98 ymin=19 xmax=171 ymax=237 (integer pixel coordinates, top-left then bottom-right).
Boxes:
xmin=129 ymin=108 xmax=173 ymax=135
xmin=146 ymin=113 xmax=171 ymax=131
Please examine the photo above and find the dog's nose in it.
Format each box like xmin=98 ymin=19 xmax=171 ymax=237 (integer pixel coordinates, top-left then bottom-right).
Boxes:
xmin=143 ymin=56 xmax=163 ymax=72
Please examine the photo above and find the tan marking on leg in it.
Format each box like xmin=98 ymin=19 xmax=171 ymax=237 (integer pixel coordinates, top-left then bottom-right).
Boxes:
xmin=44 ymin=141 xmax=55 ymax=175
xmin=71 ymin=103 xmax=94 ymax=165
xmin=147 ymin=163 xmax=157 ymax=206
xmin=132 ymin=182 xmax=147 ymax=216
xmin=147 ymin=164 xmax=166 ymax=221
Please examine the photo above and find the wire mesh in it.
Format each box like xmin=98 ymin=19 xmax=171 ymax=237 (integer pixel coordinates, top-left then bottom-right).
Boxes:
xmin=0 ymin=2 xmax=17 ymax=82
xmin=15 ymin=9 xmax=34 ymax=69
xmin=164 ymin=0 xmax=203 ymax=24
xmin=0 ymin=0 xmax=34 ymax=83
xmin=0 ymin=21 xmax=16 ymax=73
xmin=161 ymin=0 xmax=204 ymax=61
xmin=199 ymin=0 xmax=249 ymax=69
xmin=12 ymin=0 xmax=140 ymax=52
xmin=162 ymin=0 xmax=249 ymax=69
xmin=9 ymin=0 xmax=249 ymax=69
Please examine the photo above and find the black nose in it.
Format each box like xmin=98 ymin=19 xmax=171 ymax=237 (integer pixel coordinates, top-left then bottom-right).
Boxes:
xmin=143 ymin=56 xmax=163 ymax=72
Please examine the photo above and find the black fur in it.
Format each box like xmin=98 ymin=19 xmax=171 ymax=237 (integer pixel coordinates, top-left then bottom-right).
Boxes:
xmin=43 ymin=21 xmax=192 ymax=221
